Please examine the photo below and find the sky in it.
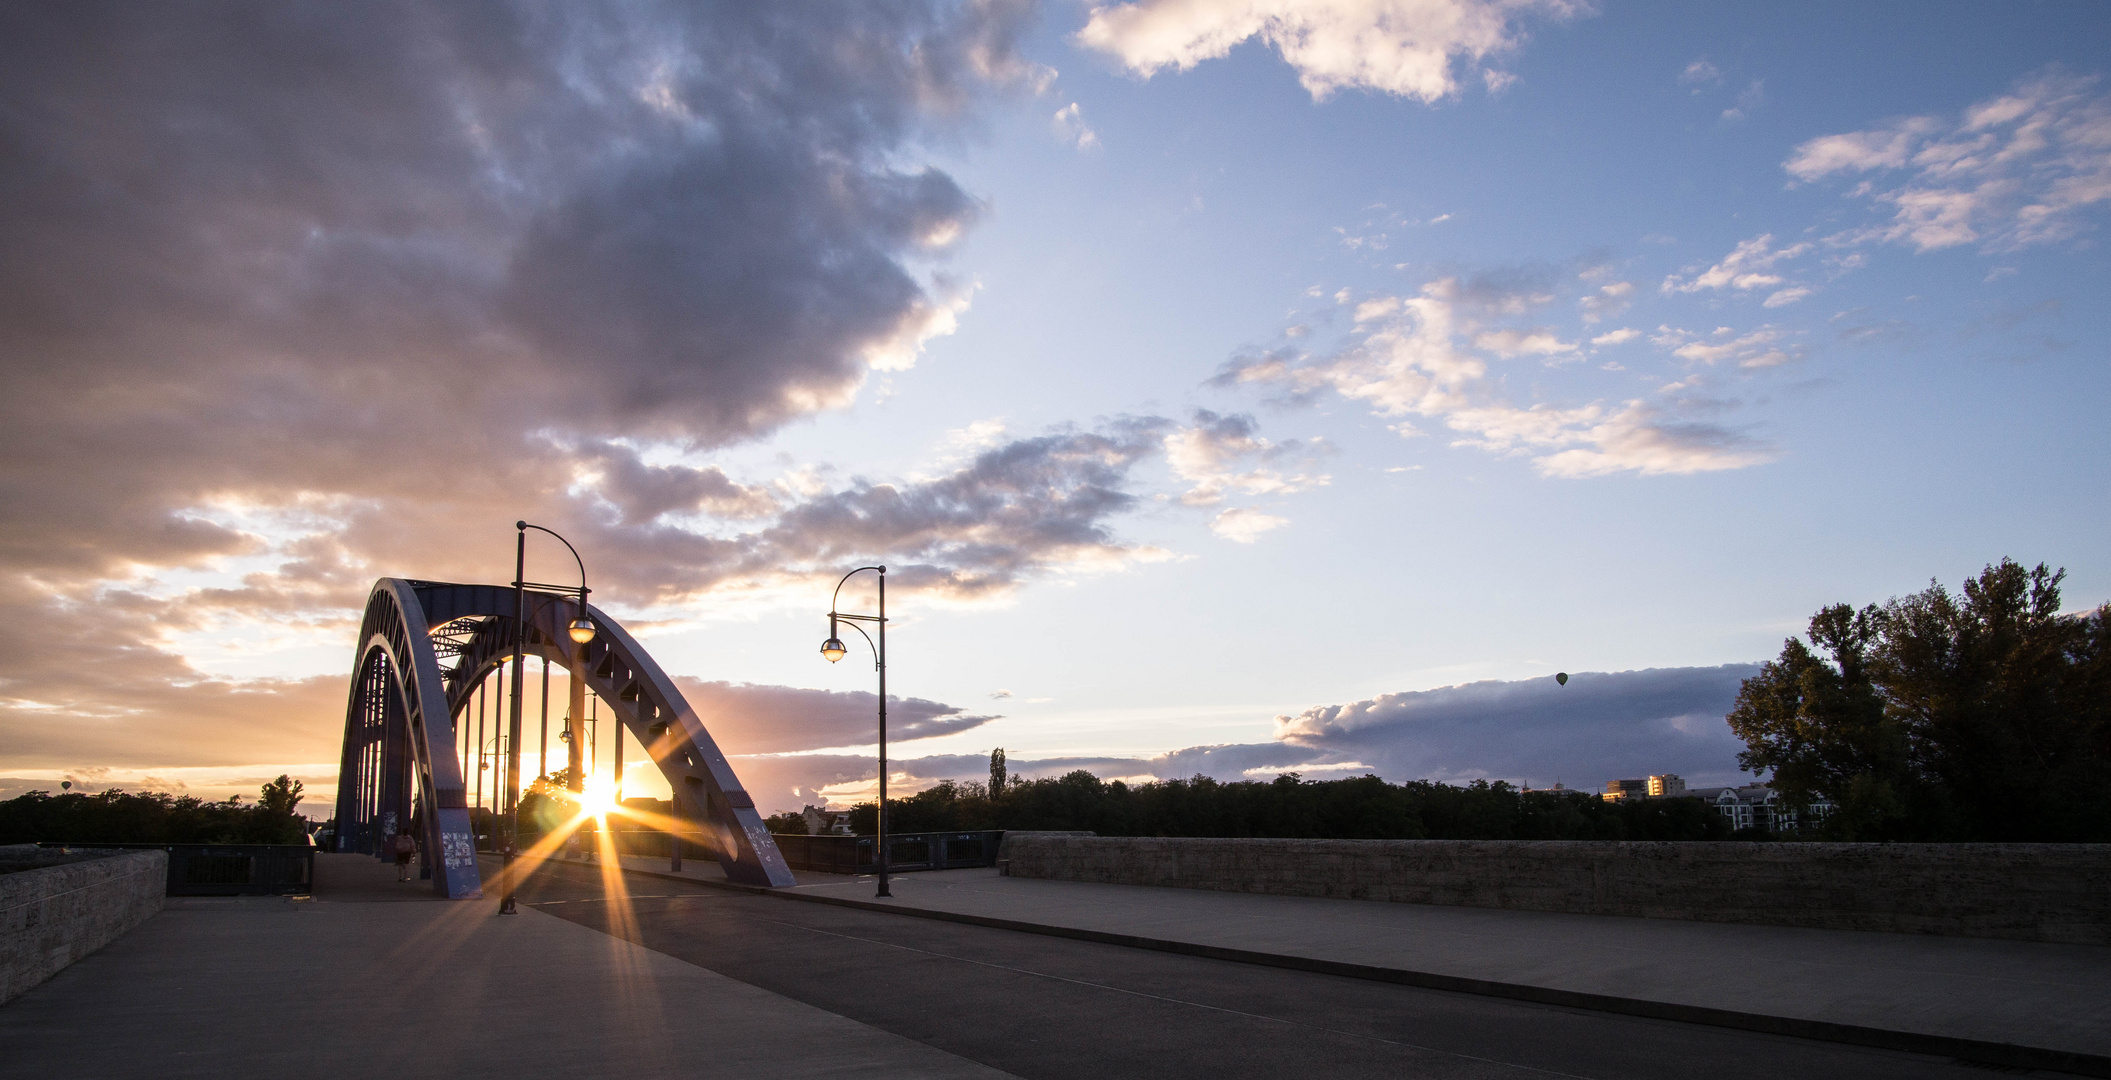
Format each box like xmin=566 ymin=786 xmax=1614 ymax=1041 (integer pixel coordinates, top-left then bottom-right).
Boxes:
xmin=2 ymin=0 xmax=2107 ymax=817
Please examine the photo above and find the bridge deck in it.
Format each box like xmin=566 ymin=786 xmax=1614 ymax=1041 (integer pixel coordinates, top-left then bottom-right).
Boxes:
xmin=605 ymin=851 xmax=2111 ymax=1069
xmin=6 ymin=851 xmax=2106 ymax=1079
xmin=0 ymin=854 xmax=1007 ymax=1080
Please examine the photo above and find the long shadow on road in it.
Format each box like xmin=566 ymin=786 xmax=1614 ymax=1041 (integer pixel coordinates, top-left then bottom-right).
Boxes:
xmin=512 ymin=859 xmax=2021 ymax=1080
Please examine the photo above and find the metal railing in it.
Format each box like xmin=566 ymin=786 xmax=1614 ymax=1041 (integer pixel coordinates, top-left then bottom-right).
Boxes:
xmin=771 ymin=830 xmax=1002 ymax=875
xmin=38 ymin=842 xmax=314 ymax=896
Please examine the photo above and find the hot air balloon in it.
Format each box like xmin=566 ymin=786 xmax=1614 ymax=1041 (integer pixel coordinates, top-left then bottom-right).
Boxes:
xmin=1555 ymin=672 xmax=1569 ymax=686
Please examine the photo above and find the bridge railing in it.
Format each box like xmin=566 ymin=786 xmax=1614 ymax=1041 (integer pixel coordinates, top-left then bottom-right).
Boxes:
xmin=37 ymin=842 xmax=314 ymax=896
xmin=770 ymin=831 xmax=1003 ymax=875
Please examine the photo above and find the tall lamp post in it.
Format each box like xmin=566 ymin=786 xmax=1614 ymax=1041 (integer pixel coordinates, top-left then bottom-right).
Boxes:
xmin=819 ymin=565 xmax=889 ymax=898
xmin=502 ymin=521 xmax=596 ymax=916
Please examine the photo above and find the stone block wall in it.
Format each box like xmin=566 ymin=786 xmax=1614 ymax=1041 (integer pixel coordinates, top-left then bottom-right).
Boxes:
xmin=1 ymin=849 xmax=167 ymax=1003
xmin=996 ymin=835 xmax=2111 ymax=944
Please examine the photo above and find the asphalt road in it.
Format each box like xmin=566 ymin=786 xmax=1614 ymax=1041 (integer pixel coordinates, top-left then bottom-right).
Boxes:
xmin=514 ymin=860 xmax=2051 ymax=1080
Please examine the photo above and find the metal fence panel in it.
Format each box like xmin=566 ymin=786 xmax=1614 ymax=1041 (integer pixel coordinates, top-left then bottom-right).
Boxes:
xmin=37 ymin=843 xmax=314 ymax=896
xmin=769 ymin=831 xmax=1001 ymax=874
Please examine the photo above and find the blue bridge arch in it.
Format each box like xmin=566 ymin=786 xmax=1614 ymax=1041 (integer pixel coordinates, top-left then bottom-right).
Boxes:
xmin=331 ymin=578 xmax=794 ymax=896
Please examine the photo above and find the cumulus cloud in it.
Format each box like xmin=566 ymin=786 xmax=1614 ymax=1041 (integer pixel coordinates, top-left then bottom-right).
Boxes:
xmin=1785 ymin=69 xmax=2111 ymax=251
xmin=1472 ymin=328 xmax=1578 ymax=359
xmin=1209 ymin=507 xmax=1291 ymax=542
xmin=1215 ymin=276 xmax=1776 ymax=477
xmin=1577 ymin=280 xmax=1635 ymax=323
xmin=1271 ymin=665 xmax=1761 ymax=786
xmin=1074 ymin=0 xmax=1586 ymax=102
xmin=1590 ymin=327 xmax=1640 ymax=346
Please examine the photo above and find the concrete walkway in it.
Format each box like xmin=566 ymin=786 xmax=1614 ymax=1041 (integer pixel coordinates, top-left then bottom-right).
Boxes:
xmin=610 ymin=852 xmax=2111 ymax=1073
xmin=0 ymin=854 xmax=1016 ymax=1080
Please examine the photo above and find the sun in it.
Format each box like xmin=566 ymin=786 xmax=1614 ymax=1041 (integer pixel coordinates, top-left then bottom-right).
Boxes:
xmin=579 ymin=777 xmax=615 ymax=818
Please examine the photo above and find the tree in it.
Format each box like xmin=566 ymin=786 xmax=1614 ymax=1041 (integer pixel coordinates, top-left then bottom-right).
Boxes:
xmin=260 ymin=774 xmax=304 ymax=817
xmin=763 ymin=811 xmax=808 ymax=835
xmin=1728 ymin=559 xmax=2111 ymax=841
xmin=989 ymin=747 xmax=1006 ymax=796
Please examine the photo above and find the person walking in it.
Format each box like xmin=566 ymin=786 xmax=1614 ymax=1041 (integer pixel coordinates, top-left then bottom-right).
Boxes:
xmin=391 ymin=828 xmax=418 ymax=882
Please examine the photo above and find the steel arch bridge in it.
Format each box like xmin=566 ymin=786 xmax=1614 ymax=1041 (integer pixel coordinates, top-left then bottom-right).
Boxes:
xmin=331 ymin=578 xmax=794 ymax=897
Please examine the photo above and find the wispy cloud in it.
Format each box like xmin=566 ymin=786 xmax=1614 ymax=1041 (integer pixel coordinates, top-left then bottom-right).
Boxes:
xmin=1165 ymin=410 xmax=1331 ymax=508
xmin=1651 ymin=324 xmax=1805 ymax=369
xmin=1786 ymin=68 xmax=2111 ymax=251
xmin=1216 ymin=277 xmax=1776 ymax=478
xmin=1052 ymin=102 xmax=1102 ymax=150
xmin=1661 ymin=234 xmax=1812 ymax=295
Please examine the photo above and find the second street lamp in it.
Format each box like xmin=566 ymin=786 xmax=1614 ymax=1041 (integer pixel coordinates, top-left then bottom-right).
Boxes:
xmin=504 ymin=520 xmax=593 ymax=916
xmin=820 ymin=565 xmax=889 ymax=898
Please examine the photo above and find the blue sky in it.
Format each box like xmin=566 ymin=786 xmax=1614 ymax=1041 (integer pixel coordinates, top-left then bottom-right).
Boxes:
xmin=1 ymin=1 xmax=2104 ymax=812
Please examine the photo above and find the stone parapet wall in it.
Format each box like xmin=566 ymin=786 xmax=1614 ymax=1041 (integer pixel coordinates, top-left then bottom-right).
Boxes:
xmin=996 ymin=835 xmax=2111 ymax=944
xmin=1 ymin=849 xmax=166 ymax=1003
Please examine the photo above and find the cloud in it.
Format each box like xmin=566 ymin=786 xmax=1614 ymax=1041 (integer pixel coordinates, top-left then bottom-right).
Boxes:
xmin=1577 ymin=280 xmax=1635 ymax=323
xmin=1651 ymin=324 xmax=1804 ymax=370
xmin=1271 ymin=665 xmax=1762 ymax=786
xmin=1164 ymin=410 xmax=1330 ymax=507
xmin=1784 ymin=69 xmax=2111 ymax=251
xmin=1 ymin=2 xmax=1294 ymax=792
xmin=1052 ymin=102 xmax=1102 ymax=150
xmin=1590 ymin=328 xmax=1640 ymax=346
xmin=1720 ymin=79 xmax=1764 ymax=123
xmin=1216 ymin=276 xmax=1776 ymax=477
xmin=1679 ymin=59 xmax=1721 ymax=88
xmin=736 ymin=665 xmax=1766 ymax=812
xmin=1209 ymin=507 xmax=1291 ymax=542
xmin=0 ymin=2 xmax=1040 ymax=592
xmin=1472 ymin=328 xmax=1578 ymax=359
xmin=1762 ymin=286 xmax=1812 ymax=308
xmin=678 ymin=680 xmax=997 ymax=755
xmin=1074 ymin=0 xmax=1587 ymax=102
xmin=1661 ymin=234 xmax=1811 ymax=295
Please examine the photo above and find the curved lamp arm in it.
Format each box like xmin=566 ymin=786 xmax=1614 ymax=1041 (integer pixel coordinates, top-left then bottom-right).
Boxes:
xmin=830 ymin=565 xmax=886 ymax=614
xmin=518 ymin=521 xmax=595 ymax=643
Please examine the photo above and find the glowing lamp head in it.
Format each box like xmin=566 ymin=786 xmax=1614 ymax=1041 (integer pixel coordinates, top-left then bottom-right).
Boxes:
xmin=568 ymin=618 xmax=596 ymax=644
xmin=820 ymin=636 xmax=847 ymax=663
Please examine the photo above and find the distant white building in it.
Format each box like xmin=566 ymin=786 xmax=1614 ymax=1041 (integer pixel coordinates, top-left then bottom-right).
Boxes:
xmin=1687 ymin=783 xmax=1833 ymax=833
xmin=800 ymin=804 xmax=854 ymax=836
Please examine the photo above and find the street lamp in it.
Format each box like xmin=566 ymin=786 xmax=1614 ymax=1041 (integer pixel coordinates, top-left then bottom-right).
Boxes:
xmin=820 ymin=565 xmax=889 ymax=898
xmin=503 ymin=520 xmax=594 ymax=917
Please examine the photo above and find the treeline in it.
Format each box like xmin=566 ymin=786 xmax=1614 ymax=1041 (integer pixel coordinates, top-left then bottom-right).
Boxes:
xmin=0 ymin=776 xmax=310 ymax=845
xmin=816 ymin=771 xmax=1731 ymax=842
xmin=1731 ymin=559 xmax=2111 ymax=842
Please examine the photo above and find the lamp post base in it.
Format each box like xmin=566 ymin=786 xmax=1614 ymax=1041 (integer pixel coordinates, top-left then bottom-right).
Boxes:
xmin=498 ymin=849 xmax=518 ymax=914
